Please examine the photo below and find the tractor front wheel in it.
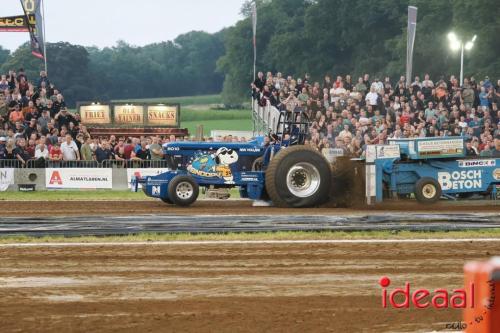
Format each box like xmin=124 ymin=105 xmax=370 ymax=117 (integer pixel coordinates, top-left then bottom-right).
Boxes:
xmin=167 ymin=175 xmax=199 ymax=206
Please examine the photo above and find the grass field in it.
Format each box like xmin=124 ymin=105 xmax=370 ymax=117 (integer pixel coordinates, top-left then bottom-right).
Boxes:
xmin=0 ymin=189 xmax=241 ymax=201
xmin=112 ymin=94 xmax=224 ymax=107
xmin=1 ymin=229 xmax=499 ymax=244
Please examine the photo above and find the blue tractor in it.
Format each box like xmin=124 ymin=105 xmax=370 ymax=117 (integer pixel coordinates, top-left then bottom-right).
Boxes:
xmin=132 ymin=110 xmax=333 ymax=207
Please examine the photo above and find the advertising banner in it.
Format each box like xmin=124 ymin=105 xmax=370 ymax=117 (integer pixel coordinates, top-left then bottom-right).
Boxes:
xmin=416 ymin=138 xmax=464 ymax=157
xmin=80 ymin=104 xmax=111 ymax=125
xmin=20 ymin=0 xmax=44 ymax=59
xmin=114 ymin=105 xmax=144 ymax=125
xmin=0 ymin=168 xmax=15 ymax=192
xmin=0 ymin=14 xmax=35 ymax=32
xmin=46 ymin=168 xmax=113 ymax=189
xmin=126 ymin=168 xmax=168 ymax=188
xmin=147 ymin=105 xmax=178 ymax=126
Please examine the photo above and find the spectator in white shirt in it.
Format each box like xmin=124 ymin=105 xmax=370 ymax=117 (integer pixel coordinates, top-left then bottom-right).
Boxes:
xmin=365 ymin=87 xmax=379 ymax=107
xmin=34 ymin=142 xmax=49 ymax=159
xmin=60 ymin=134 xmax=80 ymax=161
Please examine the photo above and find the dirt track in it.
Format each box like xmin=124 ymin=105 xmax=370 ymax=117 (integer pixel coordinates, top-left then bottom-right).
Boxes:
xmin=0 ymin=240 xmax=498 ymax=332
xmin=0 ymin=200 xmax=498 ymax=217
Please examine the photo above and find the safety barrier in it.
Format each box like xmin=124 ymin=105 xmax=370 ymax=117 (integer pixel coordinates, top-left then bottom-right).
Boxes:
xmin=26 ymin=160 xmax=101 ymax=168
xmin=0 ymin=160 xmax=22 ymax=168
xmin=101 ymin=159 xmax=171 ymax=169
xmin=252 ymin=99 xmax=281 ymax=135
xmin=3 ymin=159 xmax=171 ymax=169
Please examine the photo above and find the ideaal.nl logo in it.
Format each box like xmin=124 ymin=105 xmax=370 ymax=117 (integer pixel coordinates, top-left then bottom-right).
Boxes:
xmin=379 ymin=276 xmax=496 ymax=330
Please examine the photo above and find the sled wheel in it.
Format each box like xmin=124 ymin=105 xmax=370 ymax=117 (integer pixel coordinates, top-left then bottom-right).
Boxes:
xmin=415 ymin=177 xmax=442 ymax=204
xmin=168 ymin=175 xmax=199 ymax=206
xmin=265 ymin=145 xmax=331 ymax=207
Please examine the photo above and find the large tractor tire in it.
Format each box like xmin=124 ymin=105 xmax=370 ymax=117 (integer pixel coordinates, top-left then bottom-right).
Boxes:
xmin=265 ymin=146 xmax=331 ymax=207
xmin=415 ymin=177 xmax=442 ymax=204
xmin=167 ymin=175 xmax=199 ymax=206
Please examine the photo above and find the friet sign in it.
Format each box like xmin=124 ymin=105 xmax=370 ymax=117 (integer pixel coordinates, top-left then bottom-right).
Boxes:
xmin=79 ymin=105 xmax=111 ymax=125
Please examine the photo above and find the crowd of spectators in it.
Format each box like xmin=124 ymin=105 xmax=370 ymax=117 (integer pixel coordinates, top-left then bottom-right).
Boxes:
xmin=0 ymin=68 xmax=250 ymax=167
xmin=252 ymin=71 xmax=500 ymax=158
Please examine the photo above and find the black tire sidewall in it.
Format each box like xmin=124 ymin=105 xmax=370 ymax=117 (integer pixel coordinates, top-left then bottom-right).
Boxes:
xmin=268 ymin=149 xmax=331 ymax=207
xmin=167 ymin=175 xmax=199 ymax=206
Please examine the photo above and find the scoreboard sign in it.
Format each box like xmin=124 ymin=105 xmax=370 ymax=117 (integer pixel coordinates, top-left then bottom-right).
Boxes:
xmin=78 ymin=102 xmax=180 ymax=128
xmin=79 ymin=104 xmax=111 ymax=124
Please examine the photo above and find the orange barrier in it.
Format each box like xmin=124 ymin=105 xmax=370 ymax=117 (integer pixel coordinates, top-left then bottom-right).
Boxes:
xmin=464 ymin=258 xmax=500 ymax=333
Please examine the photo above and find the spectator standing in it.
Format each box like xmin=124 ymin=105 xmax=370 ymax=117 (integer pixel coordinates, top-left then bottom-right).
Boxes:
xmin=80 ymin=136 xmax=93 ymax=161
xmin=0 ymin=136 xmax=6 ymax=159
xmin=60 ymin=134 xmax=80 ymax=161
xmin=149 ymin=137 xmax=163 ymax=160
xmin=95 ymin=140 xmax=114 ymax=163
xmin=13 ymin=138 xmax=31 ymax=166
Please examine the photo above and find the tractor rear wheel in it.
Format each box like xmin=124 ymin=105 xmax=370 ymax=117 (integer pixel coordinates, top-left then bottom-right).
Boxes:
xmin=167 ymin=175 xmax=199 ymax=206
xmin=265 ymin=145 xmax=331 ymax=207
xmin=415 ymin=177 xmax=442 ymax=204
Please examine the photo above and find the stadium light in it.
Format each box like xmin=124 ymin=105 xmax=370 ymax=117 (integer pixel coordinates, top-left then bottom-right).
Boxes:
xmin=447 ymin=32 xmax=477 ymax=86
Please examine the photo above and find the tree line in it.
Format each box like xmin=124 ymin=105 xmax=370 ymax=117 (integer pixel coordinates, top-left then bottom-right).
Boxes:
xmin=1 ymin=0 xmax=499 ymax=106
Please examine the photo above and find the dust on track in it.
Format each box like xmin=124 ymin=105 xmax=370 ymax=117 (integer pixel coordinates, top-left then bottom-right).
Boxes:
xmin=0 ymin=200 xmax=498 ymax=217
xmin=0 ymin=241 xmax=498 ymax=332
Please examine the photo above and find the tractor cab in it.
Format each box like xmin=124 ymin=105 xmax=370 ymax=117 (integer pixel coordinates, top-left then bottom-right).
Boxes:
xmin=274 ymin=109 xmax=310 ymax=147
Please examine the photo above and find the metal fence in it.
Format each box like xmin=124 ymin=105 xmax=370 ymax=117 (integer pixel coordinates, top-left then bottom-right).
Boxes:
xmin=1 ymin=159 xmax=171 ymax=169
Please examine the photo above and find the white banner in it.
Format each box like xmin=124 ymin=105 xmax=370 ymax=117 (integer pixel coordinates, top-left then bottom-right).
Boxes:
xmin=126 ymin=168 xmax=168 ymax=188
xmin=46 ymin=168 xmax=112 ymax=189
xmin=0 ymin=168 xmax=15 ymax=192
xmin=417 ymin=138 xmax=464 ymax=156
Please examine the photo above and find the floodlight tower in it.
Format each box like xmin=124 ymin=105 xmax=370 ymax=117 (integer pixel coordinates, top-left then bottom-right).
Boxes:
xmin=447 ymin=32 xmax=477 ymax=86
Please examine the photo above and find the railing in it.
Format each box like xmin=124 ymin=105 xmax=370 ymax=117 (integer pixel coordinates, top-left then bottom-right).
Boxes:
xmin=101 ymin=160 xmax=171 ymax=169
xmin=1 ymin=159 xmax=171 ymax=169
xmin=26 ymin=160 xmax=101 ymax=168
xmin=252 ymin=98 xmax=281 ymax=135
xmin=0 ymin=160 xmax=22 ymax=168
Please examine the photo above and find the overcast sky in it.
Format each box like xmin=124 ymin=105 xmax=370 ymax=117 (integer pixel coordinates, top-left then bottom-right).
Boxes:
xmin=1 ymin=0 xmax=245 ymax=51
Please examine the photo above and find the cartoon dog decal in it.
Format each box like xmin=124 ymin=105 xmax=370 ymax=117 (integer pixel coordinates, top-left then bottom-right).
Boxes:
xmin=215 ymin=147 xmax=239 ymax=184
